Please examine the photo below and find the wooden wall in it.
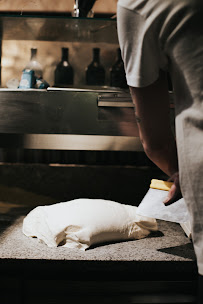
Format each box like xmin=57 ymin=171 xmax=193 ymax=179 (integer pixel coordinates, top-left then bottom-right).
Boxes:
xmin=0 ymin=0 xmax=118 ymax=87
xmin=0 ymin=0 xmax=117 ymax=14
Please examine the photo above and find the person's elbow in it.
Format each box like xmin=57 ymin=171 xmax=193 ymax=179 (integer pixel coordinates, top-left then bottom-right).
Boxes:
xmin=140 ymin=136 xmax=169 ymax=160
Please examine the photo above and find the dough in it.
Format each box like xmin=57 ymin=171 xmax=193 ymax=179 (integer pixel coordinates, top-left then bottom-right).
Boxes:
xmin=23 ymin=199 xmax=158 ymax=250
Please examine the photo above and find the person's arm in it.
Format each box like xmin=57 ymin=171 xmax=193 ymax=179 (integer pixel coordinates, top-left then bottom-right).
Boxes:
xmin=130 ymin=71 xmax=182 ymax=204
xmin=130 ymin=70 xmax=178 ymax=177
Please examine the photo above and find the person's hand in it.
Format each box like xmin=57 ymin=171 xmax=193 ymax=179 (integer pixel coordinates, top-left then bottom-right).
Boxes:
xmin=163 ymin=172 xmax=182 ymax=205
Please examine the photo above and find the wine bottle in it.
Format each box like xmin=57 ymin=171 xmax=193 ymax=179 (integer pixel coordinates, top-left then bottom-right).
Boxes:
xmin=25 ymin=48 xmax=43 ymax=79
xmin=86 ymin=48 xmax=105 ymax=86
xmin=72 ymin=0 xmax=96 ymax=17
xmin=110 ymin=48 xmax=128 ymax=88
xmin=167 ymin=72 xmax=173 ymax=92
xmin=54 ymin=48 xmax=74 ymax=87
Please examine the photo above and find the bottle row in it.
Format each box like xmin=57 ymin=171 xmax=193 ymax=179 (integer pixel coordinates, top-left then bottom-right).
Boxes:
xmin=18 ymin=47 xmax=128 ymax=90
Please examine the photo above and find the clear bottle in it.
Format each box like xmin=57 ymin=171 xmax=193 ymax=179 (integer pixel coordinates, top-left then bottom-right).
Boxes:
xmin=25 ymin=48 xmax=43 ymax=79
xmin=72 ymin=0 xmax=96 ymax=17
xmin=86 ymin=48 xmax=105 ymax=86
xmin=110 ymin=48 xmax=128 ymax=88
xmin=54 ymin=48 xmax=74 ymax=87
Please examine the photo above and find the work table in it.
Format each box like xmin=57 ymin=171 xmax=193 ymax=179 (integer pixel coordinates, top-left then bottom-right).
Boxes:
xmin=0 ymin=163 xmax=198 ymax=303
xmin=0 ymin=206 xmax=197 ymax=271
xmin=0 ymin=204 xmax=198 ymax=304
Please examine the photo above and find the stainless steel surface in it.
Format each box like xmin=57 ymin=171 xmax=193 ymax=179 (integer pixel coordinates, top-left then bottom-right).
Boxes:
xmin=98 ymin=101 xmax=133 ymax=107
xmin=98 ymin=92 xmax=134 ymax=107
xmin=23 ymin=134 xmax=143 ymax=151
xmin=0 ymin=90 xmax=141 ymax=151
xmin=47 ymin=87 xmax=124 ymax=93
xmin=0 ymin=90 xmax=175 ymax=151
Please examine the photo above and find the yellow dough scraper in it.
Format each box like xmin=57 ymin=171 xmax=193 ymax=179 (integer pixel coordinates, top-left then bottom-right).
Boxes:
xmin=136 ymin=179 xmax=190 ymax=223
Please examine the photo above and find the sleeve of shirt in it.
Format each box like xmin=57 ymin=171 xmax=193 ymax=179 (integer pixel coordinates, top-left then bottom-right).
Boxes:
xmin=117 ymin=4 xmax=168 ymax=87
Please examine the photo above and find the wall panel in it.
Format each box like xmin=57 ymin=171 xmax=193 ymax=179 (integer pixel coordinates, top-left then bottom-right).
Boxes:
xmin=0 ymin=0 xmax=117 ymax=14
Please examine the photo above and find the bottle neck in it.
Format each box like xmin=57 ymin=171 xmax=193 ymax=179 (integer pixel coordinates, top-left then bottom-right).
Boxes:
xmin=62 ymin=48 xmax=69 ymax=62
xmin=30 ymin=48 xmax=37 ymax=60
xmin=76 ymin=0 xmax=96 ymax=17
xmin=117 ymin=48 xmax=122 ymax=62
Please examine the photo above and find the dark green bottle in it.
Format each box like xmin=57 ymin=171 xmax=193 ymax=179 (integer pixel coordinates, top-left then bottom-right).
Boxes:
xmin=54 ymin=48 xmax=74 ymax=86
xmin=110 ymin=48 xmax=128 ymax=88
xmin=86 ymin=48 xmax=105 ymax=86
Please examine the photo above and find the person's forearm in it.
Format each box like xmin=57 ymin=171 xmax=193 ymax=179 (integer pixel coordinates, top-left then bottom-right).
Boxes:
xmin=142 ymin=133 xmax=178 ymax=177
xmin=129 ymin=71 xmax=179 ymax=177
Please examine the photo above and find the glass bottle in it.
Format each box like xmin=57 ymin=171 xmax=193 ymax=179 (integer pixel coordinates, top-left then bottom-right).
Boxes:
xmin=86 ymin=48 xmax=105 ymax=86
xmin=54 ymin=48 xmax=74 ymax=87
xmin=167 ymin=72 xmax=173 ymax=92
xmin=72 ymin=0 xmax=96 ymax=17
xmin=25 ymin=48 xmax=43 ymax=79
xmin=110 ymin=48 xmax=128 ymax=88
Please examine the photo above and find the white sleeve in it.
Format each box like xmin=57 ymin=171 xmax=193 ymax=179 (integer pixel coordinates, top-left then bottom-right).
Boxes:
xmin=117 ymin=4 xmax=168 ymax=87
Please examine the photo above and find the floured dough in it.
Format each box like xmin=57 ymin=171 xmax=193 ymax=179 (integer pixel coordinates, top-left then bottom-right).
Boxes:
xmin=23 ymin=198 xmax=158 ymax=250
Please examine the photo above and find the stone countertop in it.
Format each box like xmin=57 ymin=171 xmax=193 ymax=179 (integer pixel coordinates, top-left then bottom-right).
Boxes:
xmin=0 ymin=215 xmax=195 ymax=262
xmin=0 ymin=204 xmax=198 ymax=281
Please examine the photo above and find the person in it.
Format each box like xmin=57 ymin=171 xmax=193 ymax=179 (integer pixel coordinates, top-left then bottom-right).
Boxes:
xmin=117 ymin=0 xmax=203 ymax=302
